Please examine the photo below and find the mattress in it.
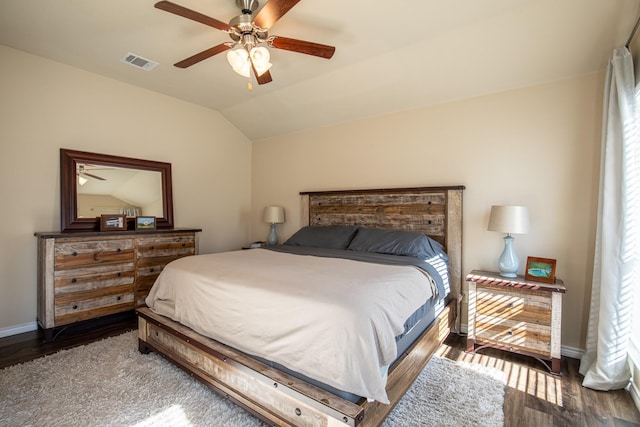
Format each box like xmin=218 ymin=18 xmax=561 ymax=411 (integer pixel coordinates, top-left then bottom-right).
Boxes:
xmin=145 ymin=246 xmax=449 ymax=403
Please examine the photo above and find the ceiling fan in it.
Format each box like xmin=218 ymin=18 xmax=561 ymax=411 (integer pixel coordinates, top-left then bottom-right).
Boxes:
xmin=155 ymin=0 xmax=336 ymax=86
xmin=77 ymin=164 xmax=107 ymax=183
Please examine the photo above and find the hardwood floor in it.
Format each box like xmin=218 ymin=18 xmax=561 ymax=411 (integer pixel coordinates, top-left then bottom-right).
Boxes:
xmin=441 ymin=334 xmax=640 ymax=427
xmin=0 ymin=312 xmax=137 ymax=369
xmin=1 ymin=318 xmax=638 ymax=427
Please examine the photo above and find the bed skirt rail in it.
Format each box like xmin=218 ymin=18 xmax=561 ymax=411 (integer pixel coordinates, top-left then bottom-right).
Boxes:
xmin=136 ymin=301 xmax=454 ymax=427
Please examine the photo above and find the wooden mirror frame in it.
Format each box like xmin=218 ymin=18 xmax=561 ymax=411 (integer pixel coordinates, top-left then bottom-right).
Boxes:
xmin=60 ymin=148 xmax=174 ymax=232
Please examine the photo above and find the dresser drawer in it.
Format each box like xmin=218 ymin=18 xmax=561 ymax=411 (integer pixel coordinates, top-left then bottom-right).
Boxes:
xmin=54 ymin=262 xmax=135 ymax=293
xmin=474 ymin=284 xmax=552 ymax=357
xmin=54 ymin=284 xmax=135 ymax=326
xmin=135 ymin=234 xmax=197 ymax=307
xmin=54 ymin=239 xmax=135 ymax=269
xmin=137 ymin=234 xmax=195 ymax=258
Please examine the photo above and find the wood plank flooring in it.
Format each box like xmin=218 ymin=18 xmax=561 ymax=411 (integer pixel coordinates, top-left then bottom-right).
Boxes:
xmin=1 ymin=317 xmax=638 ymax=427
xmin=441 ymin=334 xmax=640 ymax=427
xmin=0 ymin=312 xmax=137 ymax=369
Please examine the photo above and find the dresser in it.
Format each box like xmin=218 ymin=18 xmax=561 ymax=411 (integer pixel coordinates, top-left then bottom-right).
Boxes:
xmin=35 ymin=228 xmax=200 ymax=341
xmin=465 ymin=270 xmax=565 ymax=374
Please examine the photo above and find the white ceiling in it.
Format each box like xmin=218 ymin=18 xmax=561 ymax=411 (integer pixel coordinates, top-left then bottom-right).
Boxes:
xmin=0 ymin=0 xmax=637 ymax=140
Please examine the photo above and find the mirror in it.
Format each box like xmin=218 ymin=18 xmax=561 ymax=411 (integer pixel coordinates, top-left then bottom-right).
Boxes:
xmin=60 ymin=149 xmax=174 ymax=231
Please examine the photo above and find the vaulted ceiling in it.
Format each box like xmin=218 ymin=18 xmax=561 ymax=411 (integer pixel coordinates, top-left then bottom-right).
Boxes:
xmin=0 ymin=0 xmax=637 ymax=139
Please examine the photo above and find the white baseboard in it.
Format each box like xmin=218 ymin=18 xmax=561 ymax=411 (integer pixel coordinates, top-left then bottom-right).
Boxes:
xmin=0 ymin=322 xmax=38 ymax=338
xmin=560 ymin=345 xmax=584 ymax=359
xmin=458 ymin=323 xmax=584 ymax=359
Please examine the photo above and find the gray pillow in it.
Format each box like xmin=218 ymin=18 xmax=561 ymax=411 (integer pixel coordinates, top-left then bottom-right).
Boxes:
xmin=284 ymin=225 xmax=360 ymax=250
xmin=347 ymin=228 xmax=444 ymax=258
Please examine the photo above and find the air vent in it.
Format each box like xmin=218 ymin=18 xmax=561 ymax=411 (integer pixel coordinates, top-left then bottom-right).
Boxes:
xmin=121 ymin=53 xmax=159 ymax=71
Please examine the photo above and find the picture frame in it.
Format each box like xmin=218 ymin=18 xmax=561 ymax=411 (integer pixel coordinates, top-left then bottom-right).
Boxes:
xmin=135 ymin=216 xmax=156 ymax=230
xmin=100 ymin=214 xmax=126 ymax=231
xmin=525 ymin=256 xmax=557 ymax=284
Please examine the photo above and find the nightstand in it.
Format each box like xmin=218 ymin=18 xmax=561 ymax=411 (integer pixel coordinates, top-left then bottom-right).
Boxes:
xmin=465 ymin=269 xmax=565 ymax=374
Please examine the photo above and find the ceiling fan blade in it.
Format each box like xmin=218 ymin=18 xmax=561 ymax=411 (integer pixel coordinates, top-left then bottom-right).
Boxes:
xmin=253 ymin=0 xmax=300 ymax=29
xmin=83 ymin=172 xmax=106 ymax=181
xmin=174 ymin=43 xmax=231 ymax=68
xmin=268 ymin=36 xmax=335 ymax=59
xmin=154 ymin=1 xmax=231 ymax=31
xmin=251 ymin=61 xmax=273 ymax=85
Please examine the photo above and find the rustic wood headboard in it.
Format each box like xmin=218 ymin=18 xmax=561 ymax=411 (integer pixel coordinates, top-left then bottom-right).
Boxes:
xmin=299 ymin=186 xmax=465 ymax=310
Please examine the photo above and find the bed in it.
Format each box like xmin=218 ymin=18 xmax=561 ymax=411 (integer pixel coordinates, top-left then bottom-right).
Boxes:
xmin=136 ymin=185 xmax=464 ymax=427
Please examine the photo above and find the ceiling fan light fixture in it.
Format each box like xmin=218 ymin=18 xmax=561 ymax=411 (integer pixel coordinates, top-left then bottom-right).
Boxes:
xmin=250 ymin=46 xmax=272 ymax=76
xmin=253 ymin=61 xmax=272 ymax=77
xmin=227 ymin=48 xmax=248 ymax=69
xmin=235 ymin=62 xmax=251 ymax=78
xmin=227 ymin=48 xmax=251 ymax=77
xmin=78 ymin=175 xmax=88 ymax=186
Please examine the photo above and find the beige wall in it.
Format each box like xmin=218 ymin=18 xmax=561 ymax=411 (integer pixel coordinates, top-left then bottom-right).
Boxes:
xmin=0 ymin=45 xmax=253 ymax=332
xmin=252 ymin=73 xmax=604 ymax=352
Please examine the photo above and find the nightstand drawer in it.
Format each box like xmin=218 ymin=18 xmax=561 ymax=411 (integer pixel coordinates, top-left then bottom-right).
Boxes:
xmin=474 ymin=284 xmax=552 ymax=356
xmin=475 ymin=316 xmax=551 ymax=356
xmin=476 ymin=285 xmax=552 ymax=326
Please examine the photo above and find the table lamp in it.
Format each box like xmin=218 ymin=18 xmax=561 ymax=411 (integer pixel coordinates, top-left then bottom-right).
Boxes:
xmin=263 ymin=206 xmax=285 ymax=245
xmin=487 ymin=205 xmax=530 ymax=277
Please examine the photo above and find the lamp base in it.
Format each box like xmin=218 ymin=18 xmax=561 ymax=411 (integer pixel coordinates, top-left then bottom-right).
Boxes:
xmin=497 ymin=235 xmax=519 ymax=278
xmin=499 ymin=271 xmax=518 ymax=278
xmin=267 ymin=223 xmax=278 ymax=245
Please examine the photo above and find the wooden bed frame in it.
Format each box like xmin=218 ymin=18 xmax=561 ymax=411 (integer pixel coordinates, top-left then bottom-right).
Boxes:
xmin=136 ymin=185 xmax=464 ymax=427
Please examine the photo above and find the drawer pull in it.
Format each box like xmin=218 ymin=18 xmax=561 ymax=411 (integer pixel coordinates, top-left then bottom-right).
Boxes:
xmin=507 ymin=330 xmax=513 ymax=336
xmin=150 ymin=246 xmax=155 ymax=250
xmin=116 ymin=296 xmax=122 ymax=301
xmin=72 ymin=251 xmax=78 ymax=257
xmin=117 ymin=272 xmax=121 ymax=277
xmin=71 ymin=278 xmax=77 ymax=283
xmin=182 ymin=243 xmax=186 ymax=247
xmin=72 ymin=304 xmax=78 ymax=310
xmin=149 ymin=268 xmax=155 ymax=273
xmin=509 ymin=302 xmax=515 ymax=308
xmin=117 ymin=248 xmax=122 ymax=253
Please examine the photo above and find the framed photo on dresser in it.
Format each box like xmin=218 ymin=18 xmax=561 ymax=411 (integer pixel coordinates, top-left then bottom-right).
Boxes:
xmin=135 ymin=216 xmax=156 ymax=230
xmin=100 ymin=214 xmax=126 ymax=231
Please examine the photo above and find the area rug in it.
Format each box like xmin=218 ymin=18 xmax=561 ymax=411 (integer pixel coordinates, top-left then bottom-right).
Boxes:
xmin=0 ymin=331 xmax=504 ymax=426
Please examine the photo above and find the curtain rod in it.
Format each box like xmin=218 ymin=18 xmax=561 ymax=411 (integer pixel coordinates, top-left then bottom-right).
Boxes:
xmin=626 ymin=14 xmax=640 ymax=48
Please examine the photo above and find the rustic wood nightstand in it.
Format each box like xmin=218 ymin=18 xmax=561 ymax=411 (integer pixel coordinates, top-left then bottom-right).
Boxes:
xmin=465 ymin=269 xmax=565 ymax=374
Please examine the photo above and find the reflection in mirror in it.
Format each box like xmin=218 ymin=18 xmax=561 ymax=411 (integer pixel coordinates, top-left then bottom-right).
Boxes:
xmin=60 ymin=149 xmax=174 ymax=231
xmin=76 ymin=164 xmax=163 ymax=218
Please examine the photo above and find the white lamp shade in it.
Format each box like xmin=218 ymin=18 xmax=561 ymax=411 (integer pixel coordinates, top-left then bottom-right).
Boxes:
xmin=487 ymin=205 xmax=530 ymax=234
xmin=263 ymin=206 xmax=285 ymax=224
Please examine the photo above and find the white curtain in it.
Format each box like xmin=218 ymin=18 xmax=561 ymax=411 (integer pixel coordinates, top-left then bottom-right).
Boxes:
xmin=579 ymin=47 xmax=639 ymax=390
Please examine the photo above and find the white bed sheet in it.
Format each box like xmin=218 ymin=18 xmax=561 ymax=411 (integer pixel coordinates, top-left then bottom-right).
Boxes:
xmin=145 ymin=248 xmax=434 ymax=403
